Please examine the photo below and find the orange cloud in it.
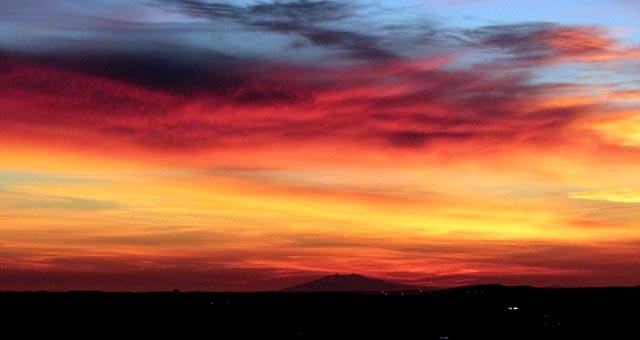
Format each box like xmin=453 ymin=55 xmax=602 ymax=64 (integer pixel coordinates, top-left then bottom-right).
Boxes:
xmin=469 ymin=23 xmax=640 ymax=64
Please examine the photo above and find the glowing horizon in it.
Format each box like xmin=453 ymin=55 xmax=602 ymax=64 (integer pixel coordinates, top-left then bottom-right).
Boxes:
xmin=1 ymin=0 xmax=639 ymax=291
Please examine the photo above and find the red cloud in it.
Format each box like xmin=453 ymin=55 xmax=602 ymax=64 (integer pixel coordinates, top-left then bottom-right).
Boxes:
xmin=0 ymin=51 xmax=608 ymax=159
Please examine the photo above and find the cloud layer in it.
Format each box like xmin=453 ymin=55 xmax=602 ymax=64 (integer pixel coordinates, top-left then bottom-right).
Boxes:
xmin=1 ymin=0 xmax=639 ymax=290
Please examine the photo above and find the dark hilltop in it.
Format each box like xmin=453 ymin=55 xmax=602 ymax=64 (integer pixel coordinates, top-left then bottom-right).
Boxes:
xmin=282 ymin=273 xmax=421 ymax=292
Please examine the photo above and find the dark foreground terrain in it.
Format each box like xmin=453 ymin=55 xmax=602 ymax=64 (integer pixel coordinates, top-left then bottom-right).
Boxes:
xmin=2 ymin=286 xmax=639 ymax=339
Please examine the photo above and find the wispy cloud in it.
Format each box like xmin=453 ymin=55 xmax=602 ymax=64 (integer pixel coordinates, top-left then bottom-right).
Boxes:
xmin=570 ymin=189 xmax=640 ymax=203
xmin=465 ymin=22 xmax=640 ymax=65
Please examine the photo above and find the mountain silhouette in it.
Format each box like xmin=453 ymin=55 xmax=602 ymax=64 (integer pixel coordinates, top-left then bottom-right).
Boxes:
xmin=282 ymin=273 xmax=420 ymax=292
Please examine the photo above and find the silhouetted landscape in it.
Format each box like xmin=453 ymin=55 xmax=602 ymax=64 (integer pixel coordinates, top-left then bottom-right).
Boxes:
xmin=282 ymin=273 xmax=421 ymax=292
xmin=3 ymin=274 xmax=639 ymax=339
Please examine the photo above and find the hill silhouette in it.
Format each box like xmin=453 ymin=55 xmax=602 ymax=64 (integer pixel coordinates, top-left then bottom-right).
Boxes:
xmin=282 ymin=273 xmax=419 ymax=292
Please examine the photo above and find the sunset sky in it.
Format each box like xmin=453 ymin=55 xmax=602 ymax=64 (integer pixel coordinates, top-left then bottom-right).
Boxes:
xmin=1 ymin=0 xmax=640 ymax=291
